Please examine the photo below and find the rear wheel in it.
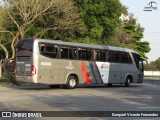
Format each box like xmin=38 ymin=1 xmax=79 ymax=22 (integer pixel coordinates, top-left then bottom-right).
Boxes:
xmin=64 ymin=75 xmax=78 ymax=89
xmin=125 ymin=77 xmax=131 ymax=87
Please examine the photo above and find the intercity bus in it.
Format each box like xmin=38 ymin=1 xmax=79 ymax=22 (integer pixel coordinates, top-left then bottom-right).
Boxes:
xmin=15 ymin=38 xmax=145 ymax=89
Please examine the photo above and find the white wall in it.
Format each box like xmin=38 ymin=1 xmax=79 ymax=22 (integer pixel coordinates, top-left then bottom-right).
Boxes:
xmin=144 ymin=71 xmax=160 ymax=76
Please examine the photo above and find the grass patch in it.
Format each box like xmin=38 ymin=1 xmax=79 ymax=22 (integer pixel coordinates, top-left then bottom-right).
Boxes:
xmin=0 ymin=73 xmax=12 ymax=83
xmin=0 ymin=77 xmax=11 ymax=83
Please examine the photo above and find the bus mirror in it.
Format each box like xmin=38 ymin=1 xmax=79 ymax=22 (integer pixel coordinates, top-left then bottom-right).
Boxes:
xmin=140 ymin=57 xmax=148 ymax=65
xmin=145 ymin=60 xmax=148 ymax=65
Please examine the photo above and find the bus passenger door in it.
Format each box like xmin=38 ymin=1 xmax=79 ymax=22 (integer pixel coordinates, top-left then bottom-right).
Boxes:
xmin=108 ymin=63 xmax=121 ymax=83
xmin=137 ymin=59 xmax=144 ymax=83
xmin=132 ymin=53 xmax=145 ymax=83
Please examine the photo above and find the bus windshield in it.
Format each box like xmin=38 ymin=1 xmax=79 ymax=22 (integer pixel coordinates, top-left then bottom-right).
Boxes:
xmin=132 ymin=53 xmax=144 ymax=72
xmin=16 ymin=39 xmax=33 ymax=51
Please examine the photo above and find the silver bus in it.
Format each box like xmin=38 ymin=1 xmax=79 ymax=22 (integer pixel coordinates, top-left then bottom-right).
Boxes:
xmin=16 ymin=38 xmax=145 ymax=89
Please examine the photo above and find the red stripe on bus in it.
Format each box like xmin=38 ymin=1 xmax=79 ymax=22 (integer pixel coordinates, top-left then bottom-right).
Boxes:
xmin=81 ymin=62 xmax=91 ymax=85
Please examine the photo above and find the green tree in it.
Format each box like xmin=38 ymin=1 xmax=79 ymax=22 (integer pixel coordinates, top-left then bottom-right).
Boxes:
xmin=0 ymin=6 xmax=12 ymax=59
xmin=110 ymin=7 xmax=150 ymax=58
xmin=0 ymin=0 xmax=84 ymax=84
xmin=1 ymin=0 xmax=84 ymax=59
xmin=146 ymin=57 xmax=160 ymax=71
xmin=71 ymin=0 xmax=123 ymax=44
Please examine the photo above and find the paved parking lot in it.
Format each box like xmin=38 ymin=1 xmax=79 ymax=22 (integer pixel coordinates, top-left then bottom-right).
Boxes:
xmin=0 ymin=79 xmax=160 ymax=119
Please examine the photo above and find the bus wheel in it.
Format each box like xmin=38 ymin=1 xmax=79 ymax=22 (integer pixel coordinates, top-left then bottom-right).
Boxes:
xmin=65 ymin=75 xmax=78 ymax=89
xmin=125 ymin=77 xmax=131 ymax=87
xmin=49 ymin=85 xmax=60 ymax=88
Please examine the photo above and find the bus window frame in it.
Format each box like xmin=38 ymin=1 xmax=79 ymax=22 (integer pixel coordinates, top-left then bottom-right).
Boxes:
xmin=59 ymin=45 xmax=76 ymax=60
xmin=39 ymin=42 xmax=59 ymax=59
xmin=106 ymin=50 xmax=133 ymax=64
xmin=77 ymin=47 xmax=93 ymax=61
xmin=95 ymin=49 xmax=107 ymax=62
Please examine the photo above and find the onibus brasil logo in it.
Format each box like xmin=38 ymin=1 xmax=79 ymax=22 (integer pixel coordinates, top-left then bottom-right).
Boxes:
xmin=144 ymin=1 xmax=158 ymax=11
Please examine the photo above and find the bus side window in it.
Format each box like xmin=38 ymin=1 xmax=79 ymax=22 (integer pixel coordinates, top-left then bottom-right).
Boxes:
xmin=107 ymin=51 xmax=114 ymax=62
xmin=78 ymin=49 xmax=85 ymax=60
xmin=41 ymin=46 xmax=45 ymax=53
xmin=107 ymin=51 xmax=119 ymax=63
xmin=61 ymin=47 xmax=68 ymax=59
xmin=96 ymin=51 xmax=100 ymax=61
xmin=39 ymin=43 xmax=58 ymax=58
xmin=107 ymin=51 xmax=132 ymax=63
xmin=126 ymin=53 xmax=132 ymax=63
xmin=61 ymin=47 xmax=74 ymax=59
xmin=114 ymin=52 xmax=119 ymax=63
xmin=86 ymin=50 xmax=92 ymax=60
xmin=120 ymin=52 xmax=126 ymax=63
xmin=78 ymin=49 xmax=92 ymax=61
xmin=68 ymin=49 xmax=73 ymax=59
xmin=100 ymin=51 xmax=106 ymax=61
xmin=72 ymin=48 xmax=77 ymax=59
xmin=96 ymin=50 xmax=106 ymax=62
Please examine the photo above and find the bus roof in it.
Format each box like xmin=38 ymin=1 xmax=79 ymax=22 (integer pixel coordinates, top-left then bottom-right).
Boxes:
xmin=27 ymin=38 xmax=138 ymax=54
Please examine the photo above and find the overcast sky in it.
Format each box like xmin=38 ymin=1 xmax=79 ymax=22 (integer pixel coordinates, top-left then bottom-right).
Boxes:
xmin=120 ymin=0 xmax=160 ymax=62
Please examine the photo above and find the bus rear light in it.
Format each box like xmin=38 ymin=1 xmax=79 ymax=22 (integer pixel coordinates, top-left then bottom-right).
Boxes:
xmin=30 ymin=65 xmax=36 ymax=76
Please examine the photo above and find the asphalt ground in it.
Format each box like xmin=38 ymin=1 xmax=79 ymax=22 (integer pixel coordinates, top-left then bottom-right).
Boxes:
xmin=0 ymin=78 xmax=160 ymax=120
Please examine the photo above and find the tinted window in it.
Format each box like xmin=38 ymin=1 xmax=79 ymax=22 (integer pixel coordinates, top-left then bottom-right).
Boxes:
xmin=96 ymin=50 xmax=106 ymax=61
xmin=119 ymin=52 xmax=132 ymax=63
xmin=39 ymin=43 xmax=58 ymax=58
xmin=78 ymin=49 xmax=92 ymax=60
xmin=16 ymin=39 xmax=33 ymax=51
xmin=107 ymin=51 xmax=132 ymax=63
xmin=132 ymin=53 xmax=140 ymax=68
xmin=61 ymin=47 xmax=74 ymax=59
xmin=107 ymin=51 xmax=119 ymax=62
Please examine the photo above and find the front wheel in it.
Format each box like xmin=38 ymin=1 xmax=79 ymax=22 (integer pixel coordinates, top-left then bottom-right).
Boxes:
xmin=125 ymin=77 xmax=131 ymax=87
xmin=64 ymin=75 xmax=78 ymax=89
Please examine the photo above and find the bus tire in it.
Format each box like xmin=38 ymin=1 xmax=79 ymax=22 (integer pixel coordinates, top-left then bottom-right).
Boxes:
xmin=65 ymin=75 xmax=78 ymax=89
xmin=125 ymin=77 xmax=131 ymax=87
xmin=49 ymin=85 xmax=60 ymax=88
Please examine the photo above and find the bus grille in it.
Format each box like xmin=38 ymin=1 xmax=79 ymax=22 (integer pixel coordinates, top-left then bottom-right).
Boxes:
xmin=17 ymin=56 xmax=31 ymax=61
